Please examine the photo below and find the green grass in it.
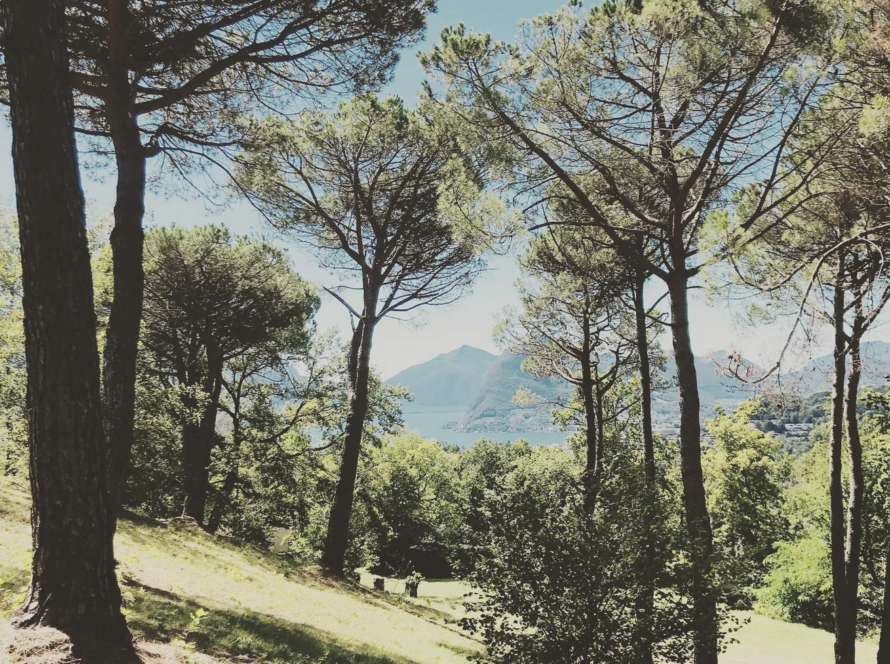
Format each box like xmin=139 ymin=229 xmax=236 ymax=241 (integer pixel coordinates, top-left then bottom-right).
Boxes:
xmin=722 ymin=613 xmax=878 ymax=663
xmin=0 ymin=476 xmax=882 ymax=663
xmin=0 ymin=477 xmax=478 ymax=664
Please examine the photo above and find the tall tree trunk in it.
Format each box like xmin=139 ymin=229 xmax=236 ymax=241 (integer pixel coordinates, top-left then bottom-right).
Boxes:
xmin=183 ymin=347 xmax=224 ymax=525
xmin=581 ymin=387 xmax=599 ymax=512
xmin=635 ymin=273 xmax=656 ymax=491
xmin=206 ymin=466 xmax=238 ymax=535
xmin=667 ymin=274 xmax=717 ymax=664
xmin=878 ymin=534 xmax=890 ymax=663
xmin=844 ymin=320 xmax=864 ymax=660
xmin=321 ymin=316 xmax=376 ymax=576
xmin=207 ymin=390 xmax=243 ymax=534
xmin=635 ymin=269 xmax=657 ymax=664
xmin=580 ymin=307 xmax=599 ymax=512
xmin=3 ymin=0 xmax=131 ymax=650
xmin=829 ymin=267 xmax=855 ymax=664
xmin=103 ymin=0 xmax=147 ymax=527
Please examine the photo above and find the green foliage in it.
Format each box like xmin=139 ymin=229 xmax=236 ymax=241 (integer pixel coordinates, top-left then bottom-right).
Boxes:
xmin=126 ymin=375 xmax=195 ymax=516
xmin=452 ymin=438 xmax=533 ymax=574
xmin=60 ymin=0 xmax=435 ymax=178
xmin=756 ymin=400 xmax=890 ymax=635
xmin=235 ymin=94 xmax=504 ymax=325
xmin=355 ymin=433 xmax=463 ymax=577
xmin=0 ymin=212 xmax=26 ymax=478
xmin=704 ymin=400 xmax=792 ymax=606
xmin=757 ymin=537 xmax=834 ymax=630
xmin=460 ymin=440 xmax=697 ymax=664
xmin=125 ymin=225 xmax=320 ymax=524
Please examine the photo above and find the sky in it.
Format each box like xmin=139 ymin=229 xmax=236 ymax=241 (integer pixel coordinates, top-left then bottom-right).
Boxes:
xmin=0 ymin=0 xmax=884 ymax=379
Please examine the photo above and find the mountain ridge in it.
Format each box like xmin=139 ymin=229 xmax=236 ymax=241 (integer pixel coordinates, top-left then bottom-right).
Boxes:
xmin=386 ymin=341 xmax=890 ymax=433
xmin=386 ymin=345 xmax=497 ymax=407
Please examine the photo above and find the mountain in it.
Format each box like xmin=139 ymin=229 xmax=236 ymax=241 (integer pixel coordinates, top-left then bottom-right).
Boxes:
xmin=386 ymin=345 xmax=498 ymax=407
xmin=453 ymin=353 xmax=569 ymax=432
xmin=658 ymin=351 xmax=763 ymax=412
xmin=390 ymin=342 xmax=890 ymax=436
xmin=791 ymin=340 xmax=890 ymax=392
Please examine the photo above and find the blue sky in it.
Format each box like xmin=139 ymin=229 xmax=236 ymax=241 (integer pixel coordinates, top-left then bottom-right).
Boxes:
xmin=0 ymin=0 xmax=871 ymax=378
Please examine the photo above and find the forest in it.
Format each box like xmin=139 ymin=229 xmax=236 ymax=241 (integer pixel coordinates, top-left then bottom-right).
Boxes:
xmin=2 ymin=0 xmax=890 ymax=663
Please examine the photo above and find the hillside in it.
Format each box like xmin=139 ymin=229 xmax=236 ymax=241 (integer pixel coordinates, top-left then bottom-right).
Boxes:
xmin=791 ymin=340 xmax=890 ymax=392
xmin=386 ymin=346 xmax=497 ymax=407
xmin=0 ymin=476 xmax=879 ymax=664
xmin=392 ymin=346 xmax=766 ymax=433
xmin=453 ymin=353 xmax=568 ymax=432
xmin=412 ymin=343 xmax=890 ymax=432
xmin=0 ymin=478 xmax=477 ymax=664
xmin=657 ymin=351 xmax=762 ymax=413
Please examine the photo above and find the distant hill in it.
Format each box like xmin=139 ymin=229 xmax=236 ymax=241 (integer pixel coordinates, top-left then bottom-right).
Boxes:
xmin=454 ymin=353 xmax=568 ymax=432
xmin=658 ymin=351 xmax=763 ymax=413
xmin=387 ymin=342 xmax=890 ymax=435
xmin=386 ymin=345 xmax=497 ymax=407
xmin=790 ymin=340 xmax=890 ymax=392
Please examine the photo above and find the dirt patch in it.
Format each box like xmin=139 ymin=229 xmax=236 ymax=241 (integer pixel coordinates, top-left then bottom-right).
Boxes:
xmin=0 ymin=624 xmax=233 ymax=664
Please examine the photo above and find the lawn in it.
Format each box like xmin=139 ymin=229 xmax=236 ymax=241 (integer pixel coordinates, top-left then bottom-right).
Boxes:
xmin=0 ymin=478 xmax=477 ymax=664
xmin=0 ymin=476 xmax=881 ymax=663
xmin=723 ymin=613 xmax=878 ymax=664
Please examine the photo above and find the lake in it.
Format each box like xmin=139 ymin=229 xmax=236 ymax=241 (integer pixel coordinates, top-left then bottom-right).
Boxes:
xmin=400 ymin=405 xmax=569 ymax=448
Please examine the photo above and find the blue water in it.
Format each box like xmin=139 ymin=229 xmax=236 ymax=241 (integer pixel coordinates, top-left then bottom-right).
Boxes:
xmin=399 ymin=406 xmax=568 ymax=449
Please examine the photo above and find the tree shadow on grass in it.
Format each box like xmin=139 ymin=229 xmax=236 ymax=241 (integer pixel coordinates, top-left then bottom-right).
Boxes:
xmin=118 ymin=517 xmax=295 ymax=582
xmin=125 ymin=581 xmax=423 ymax=664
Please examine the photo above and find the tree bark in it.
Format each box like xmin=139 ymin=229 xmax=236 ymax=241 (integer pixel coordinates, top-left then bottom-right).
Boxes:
xmin=635 ymin=269 xmax=656 ymax=664
xmin=580 ymin=307 xmax=600 ymax=512
xmin=844 ymin=323 xmax=864 ymax=660
xmin=182 ymin=347 xmax=224 ymax=525
xmin=838 ymin=299 xmax=865 ymax=664
xmin=878 ymin=534 xmax=890 ymax=663
xmin=635 ymin=273 xmax=656 ymax=491
xmin=667 ymin=274 xmax=717 ymax=664
xmin=206 ymin=387 xmax=243 ymax=534
xmin=102 ymin=0 xmax=147 ymax=528
xmin=829 ymin=267 xmax=855 ymax=664
xmin=321 ymin=316 xmax=376 ymax=576
xmin=206 ymin=466 xmax=238 ymax=535
xmin=2 ymin=0 xmax=131 ymax=650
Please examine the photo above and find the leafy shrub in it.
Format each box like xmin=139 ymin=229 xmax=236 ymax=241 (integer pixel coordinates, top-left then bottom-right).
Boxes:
xmin=461 ymin=444 xmax=696 ymax=664
xmin=756 ymin=537 xmax=833 ymax=630
xmin=704 ymin=401 xmax=791 ymax=607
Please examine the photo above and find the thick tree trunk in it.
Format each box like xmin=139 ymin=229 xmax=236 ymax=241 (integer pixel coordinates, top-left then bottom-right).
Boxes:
xmin=829 ymin=270 xmax=855 ymax=664
xmin=182 ymin=348 xmax=224 ymax=525
xmin=667 ymin=275 xmax=717 ymax=664
xmin=2 ymin=0 xmax=131 ymax=650
xmin=321 ymin=317 xmax=376 ymax=576
xmin=182 ymin=419 xmax=211 ymax=524
xmin=635 ymin=270 xmax=656 ymax=664
xmin=103 ymin=0 xmax=147 ymax=527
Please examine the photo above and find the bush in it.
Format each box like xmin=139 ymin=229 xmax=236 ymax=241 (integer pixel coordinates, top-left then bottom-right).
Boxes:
xmin=703 ymin=401 xmax=791 ymax=606
xmin=756 ymin=537 xmax=833 ymax=630
xmin=461 ymin=444 xmax=695 ymax=664
xmin=357 ymin=433 xmax=463 ymax=577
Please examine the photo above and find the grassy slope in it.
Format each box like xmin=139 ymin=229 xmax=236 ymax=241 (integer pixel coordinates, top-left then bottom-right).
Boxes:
xmin=0 ymin=476 xmax=881 ymax=663
xmin=0 ymin=478 xmax=477 ymax=664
